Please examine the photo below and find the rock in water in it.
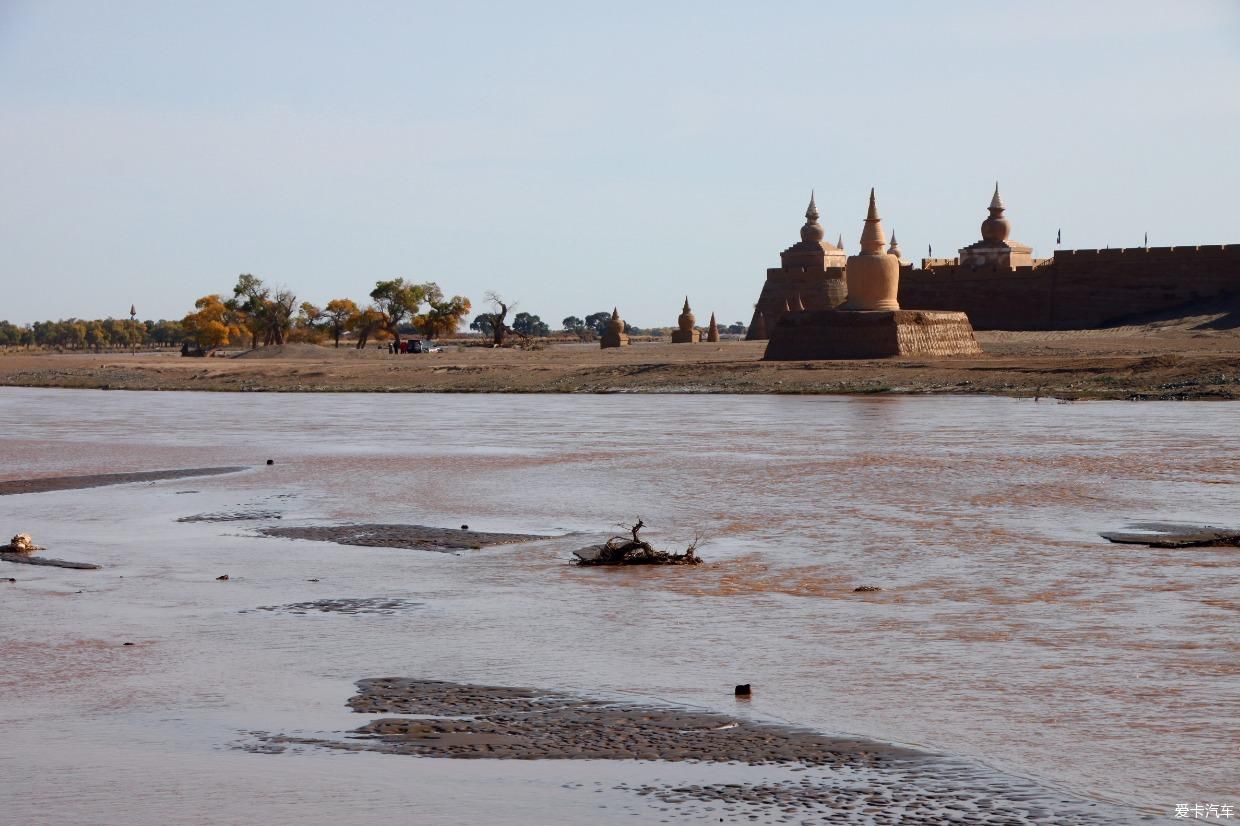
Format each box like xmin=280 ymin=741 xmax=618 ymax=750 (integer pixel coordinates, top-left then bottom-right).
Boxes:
xmin=8 ymin=534 xmax=39 ymax=554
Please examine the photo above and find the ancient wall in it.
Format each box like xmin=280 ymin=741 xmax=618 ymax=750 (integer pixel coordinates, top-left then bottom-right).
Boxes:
xmin=898 ymin=244 xmax=1239 ymax=330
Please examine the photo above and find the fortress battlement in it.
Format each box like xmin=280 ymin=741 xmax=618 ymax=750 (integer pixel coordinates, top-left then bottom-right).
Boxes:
xmin=748 ymin=189 xmax=1238 ymax=336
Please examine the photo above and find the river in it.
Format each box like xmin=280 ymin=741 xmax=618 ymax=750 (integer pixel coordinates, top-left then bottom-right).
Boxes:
xmin=0 ymin=387 xmax=1235 ymax=823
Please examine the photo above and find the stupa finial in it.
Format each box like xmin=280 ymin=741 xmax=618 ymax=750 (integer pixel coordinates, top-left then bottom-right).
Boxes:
xmin=806 ymin=190 xmax=819 ymax=221
xmin=682 ymin=296 xmax=691 ymax=313
xmin=990 ymin=182 xmax=1004 ymax=213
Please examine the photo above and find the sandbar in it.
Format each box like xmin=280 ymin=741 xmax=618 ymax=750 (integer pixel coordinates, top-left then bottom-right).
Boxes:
xmin=0 ymin=466 xmax=247 ymax=496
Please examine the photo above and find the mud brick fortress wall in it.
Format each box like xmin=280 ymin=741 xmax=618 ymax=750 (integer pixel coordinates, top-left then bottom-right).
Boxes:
xmin=898 ymin=244 xmax=1240 ymax=330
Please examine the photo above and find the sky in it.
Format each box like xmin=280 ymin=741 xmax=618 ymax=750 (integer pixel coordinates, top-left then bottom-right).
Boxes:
xmin=1 ymin=0 xmax=1238 ymax=328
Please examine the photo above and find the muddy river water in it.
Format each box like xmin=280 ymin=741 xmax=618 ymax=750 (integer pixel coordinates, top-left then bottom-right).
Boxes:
xmin=0 ymin=387 xmax=1235 ymax=823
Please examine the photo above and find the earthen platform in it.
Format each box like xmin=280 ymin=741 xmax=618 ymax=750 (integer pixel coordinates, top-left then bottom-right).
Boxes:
xmin=763 ymin=309 xmax=983 ymax=360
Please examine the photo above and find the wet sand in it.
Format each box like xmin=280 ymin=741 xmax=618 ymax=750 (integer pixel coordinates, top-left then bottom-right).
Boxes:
xmin=256 ymin=678 xmax=1153 ymax=824
xmin=2 ymin=327 xmax=1240 ymax=399
xmin=0 ymin=466 xmax=247 ymax=495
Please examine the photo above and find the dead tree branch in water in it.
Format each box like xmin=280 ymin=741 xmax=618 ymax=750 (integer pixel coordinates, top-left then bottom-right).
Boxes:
xmin=574 ymin=519 xmax=704 ymax=566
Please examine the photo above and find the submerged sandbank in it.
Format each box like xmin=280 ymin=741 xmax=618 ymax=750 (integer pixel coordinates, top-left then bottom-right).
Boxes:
xmin=254 ymin=677 xmax=1154 ymax=825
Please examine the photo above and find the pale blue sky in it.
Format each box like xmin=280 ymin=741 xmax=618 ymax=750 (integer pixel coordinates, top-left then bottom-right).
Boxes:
xmin=2 ymin=0 xmax=1237 ymax=327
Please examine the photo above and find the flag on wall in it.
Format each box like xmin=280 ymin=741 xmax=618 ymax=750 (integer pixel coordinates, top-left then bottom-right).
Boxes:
xmin=928 ymin=244 xmax=933 ymax=257
xmin=1144 ymin=232 xmax=1148 ymax=247
xmin=1056 ymin=228 xmax=1061 ymax=245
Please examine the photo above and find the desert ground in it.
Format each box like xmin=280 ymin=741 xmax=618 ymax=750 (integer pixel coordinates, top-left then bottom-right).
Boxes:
xmin=2 ymin=323 xmax=1238 ymax=400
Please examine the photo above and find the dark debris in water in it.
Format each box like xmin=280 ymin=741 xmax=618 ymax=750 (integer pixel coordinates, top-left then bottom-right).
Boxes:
xmin=244 ymin=597 xmax=423 ymax=615
xmin=178 ymin=510 xmax=283 ymax=523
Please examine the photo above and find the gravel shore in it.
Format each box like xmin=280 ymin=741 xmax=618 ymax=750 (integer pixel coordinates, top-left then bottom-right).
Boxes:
xmin=3 ymin=329 xmax=1239 ymax=399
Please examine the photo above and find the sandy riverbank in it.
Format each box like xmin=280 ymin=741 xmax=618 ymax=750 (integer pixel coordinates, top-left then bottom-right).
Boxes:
xmin=1 ymin=327 xmax=1239 ymax=399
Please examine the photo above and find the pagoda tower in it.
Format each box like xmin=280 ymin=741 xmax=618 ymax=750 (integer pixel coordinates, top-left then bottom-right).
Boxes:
xmin=745 ymin=192 xmax=848 ymax=339
xmin=958 ymin=183 xmax=1033 ymax=269
xmin=671 ymin=297 xmax=701 ymax=343
xmin=600 ymin=307 xmax=630 ymax=349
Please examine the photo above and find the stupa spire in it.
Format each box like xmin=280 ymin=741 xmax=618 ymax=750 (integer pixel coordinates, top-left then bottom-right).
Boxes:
xmin=800 ymin=190 xmax=825 ymax=243
xmin=682 ymin=296 xmax=691 ymax=313
xmin=981 ymin=183 xmax=1012 ymax=243
xmin=859 ymin=188 xmax=888 ymax=254
xmin=837 ymin=233 xmax=844 ymax=251
xmin=888 ymin=229 xmax=902 ymax=259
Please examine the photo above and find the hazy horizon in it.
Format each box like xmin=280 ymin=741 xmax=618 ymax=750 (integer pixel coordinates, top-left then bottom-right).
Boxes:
xmin=2 ymin=0 xmax=1238 ymax=328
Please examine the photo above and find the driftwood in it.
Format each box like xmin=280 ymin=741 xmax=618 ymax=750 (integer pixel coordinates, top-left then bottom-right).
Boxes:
xmin=0 ymin=553 xmax=101 ymax=570
xmin=574 ymin=520 xmax=703 ymax=566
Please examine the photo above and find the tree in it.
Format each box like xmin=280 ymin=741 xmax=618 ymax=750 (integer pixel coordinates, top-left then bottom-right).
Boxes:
xmin=469 ymin=313 xmax=495 ymax=336
xmin=370 ymin=278 xmax=426 ymax=351
xmin=414 ymin=282 xmax=471 ymax=338
xmin=351 ymin=307 xmax=387 ymax=349
xmin=481 ymin=291 xmax=513 ymax=346
xmin=512 ymin=312 xmax=550 ymax=337
xmin=265 ymin=288 xmax=297 ymax=345
xmin=562 ymin=316 xmax=585 ymax=333
xmin=324 ymin=298 xmax=359 ymax=348
xmin=229 ymin=274 xmax=268 ymax=349
xmin=84 ymin=320 xmax=109 ymax=352
xmin=290 ymin=301 xmax=326 ymax=343
xmin=584 ymin=311 xmax=612 ymax=335
xmin=183 ymin=294 xmax=242 ymax=351
xmin=726 ymin=322 xmax=747 ymax=335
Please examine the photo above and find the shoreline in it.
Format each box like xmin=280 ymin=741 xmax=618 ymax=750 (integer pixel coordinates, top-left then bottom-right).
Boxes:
xmin=2 ymin=333 xmax=1239 ymax=399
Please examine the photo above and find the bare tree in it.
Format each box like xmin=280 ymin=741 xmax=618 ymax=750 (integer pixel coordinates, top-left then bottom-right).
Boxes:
xmin=484 ymin=290 xmax=514 ymax=347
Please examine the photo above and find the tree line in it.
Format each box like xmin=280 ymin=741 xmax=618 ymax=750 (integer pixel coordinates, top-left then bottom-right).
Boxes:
xmin=0 ymin=317 xmax=183 ymax=350
xmin=3 ymin=280 xmax=749 ymax=352
xmin=181 ymin=274 xmax=471 ymax=351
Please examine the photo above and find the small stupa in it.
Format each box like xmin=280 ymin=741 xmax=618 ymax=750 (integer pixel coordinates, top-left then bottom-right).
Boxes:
xmin=888 ymin=230 xmax=905 ymax=265
xmin=958 ymin=183 xmax=1033 ymax=269
xmin=671 ymin=297 xmax=701 ymax=343
xmin=600 ymin=307 xmax=630 ymax=349
xmin=764 ymin=189 xmax=982 ymax=360
xmin=706 ymin=313 xmax=720 ymax=342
